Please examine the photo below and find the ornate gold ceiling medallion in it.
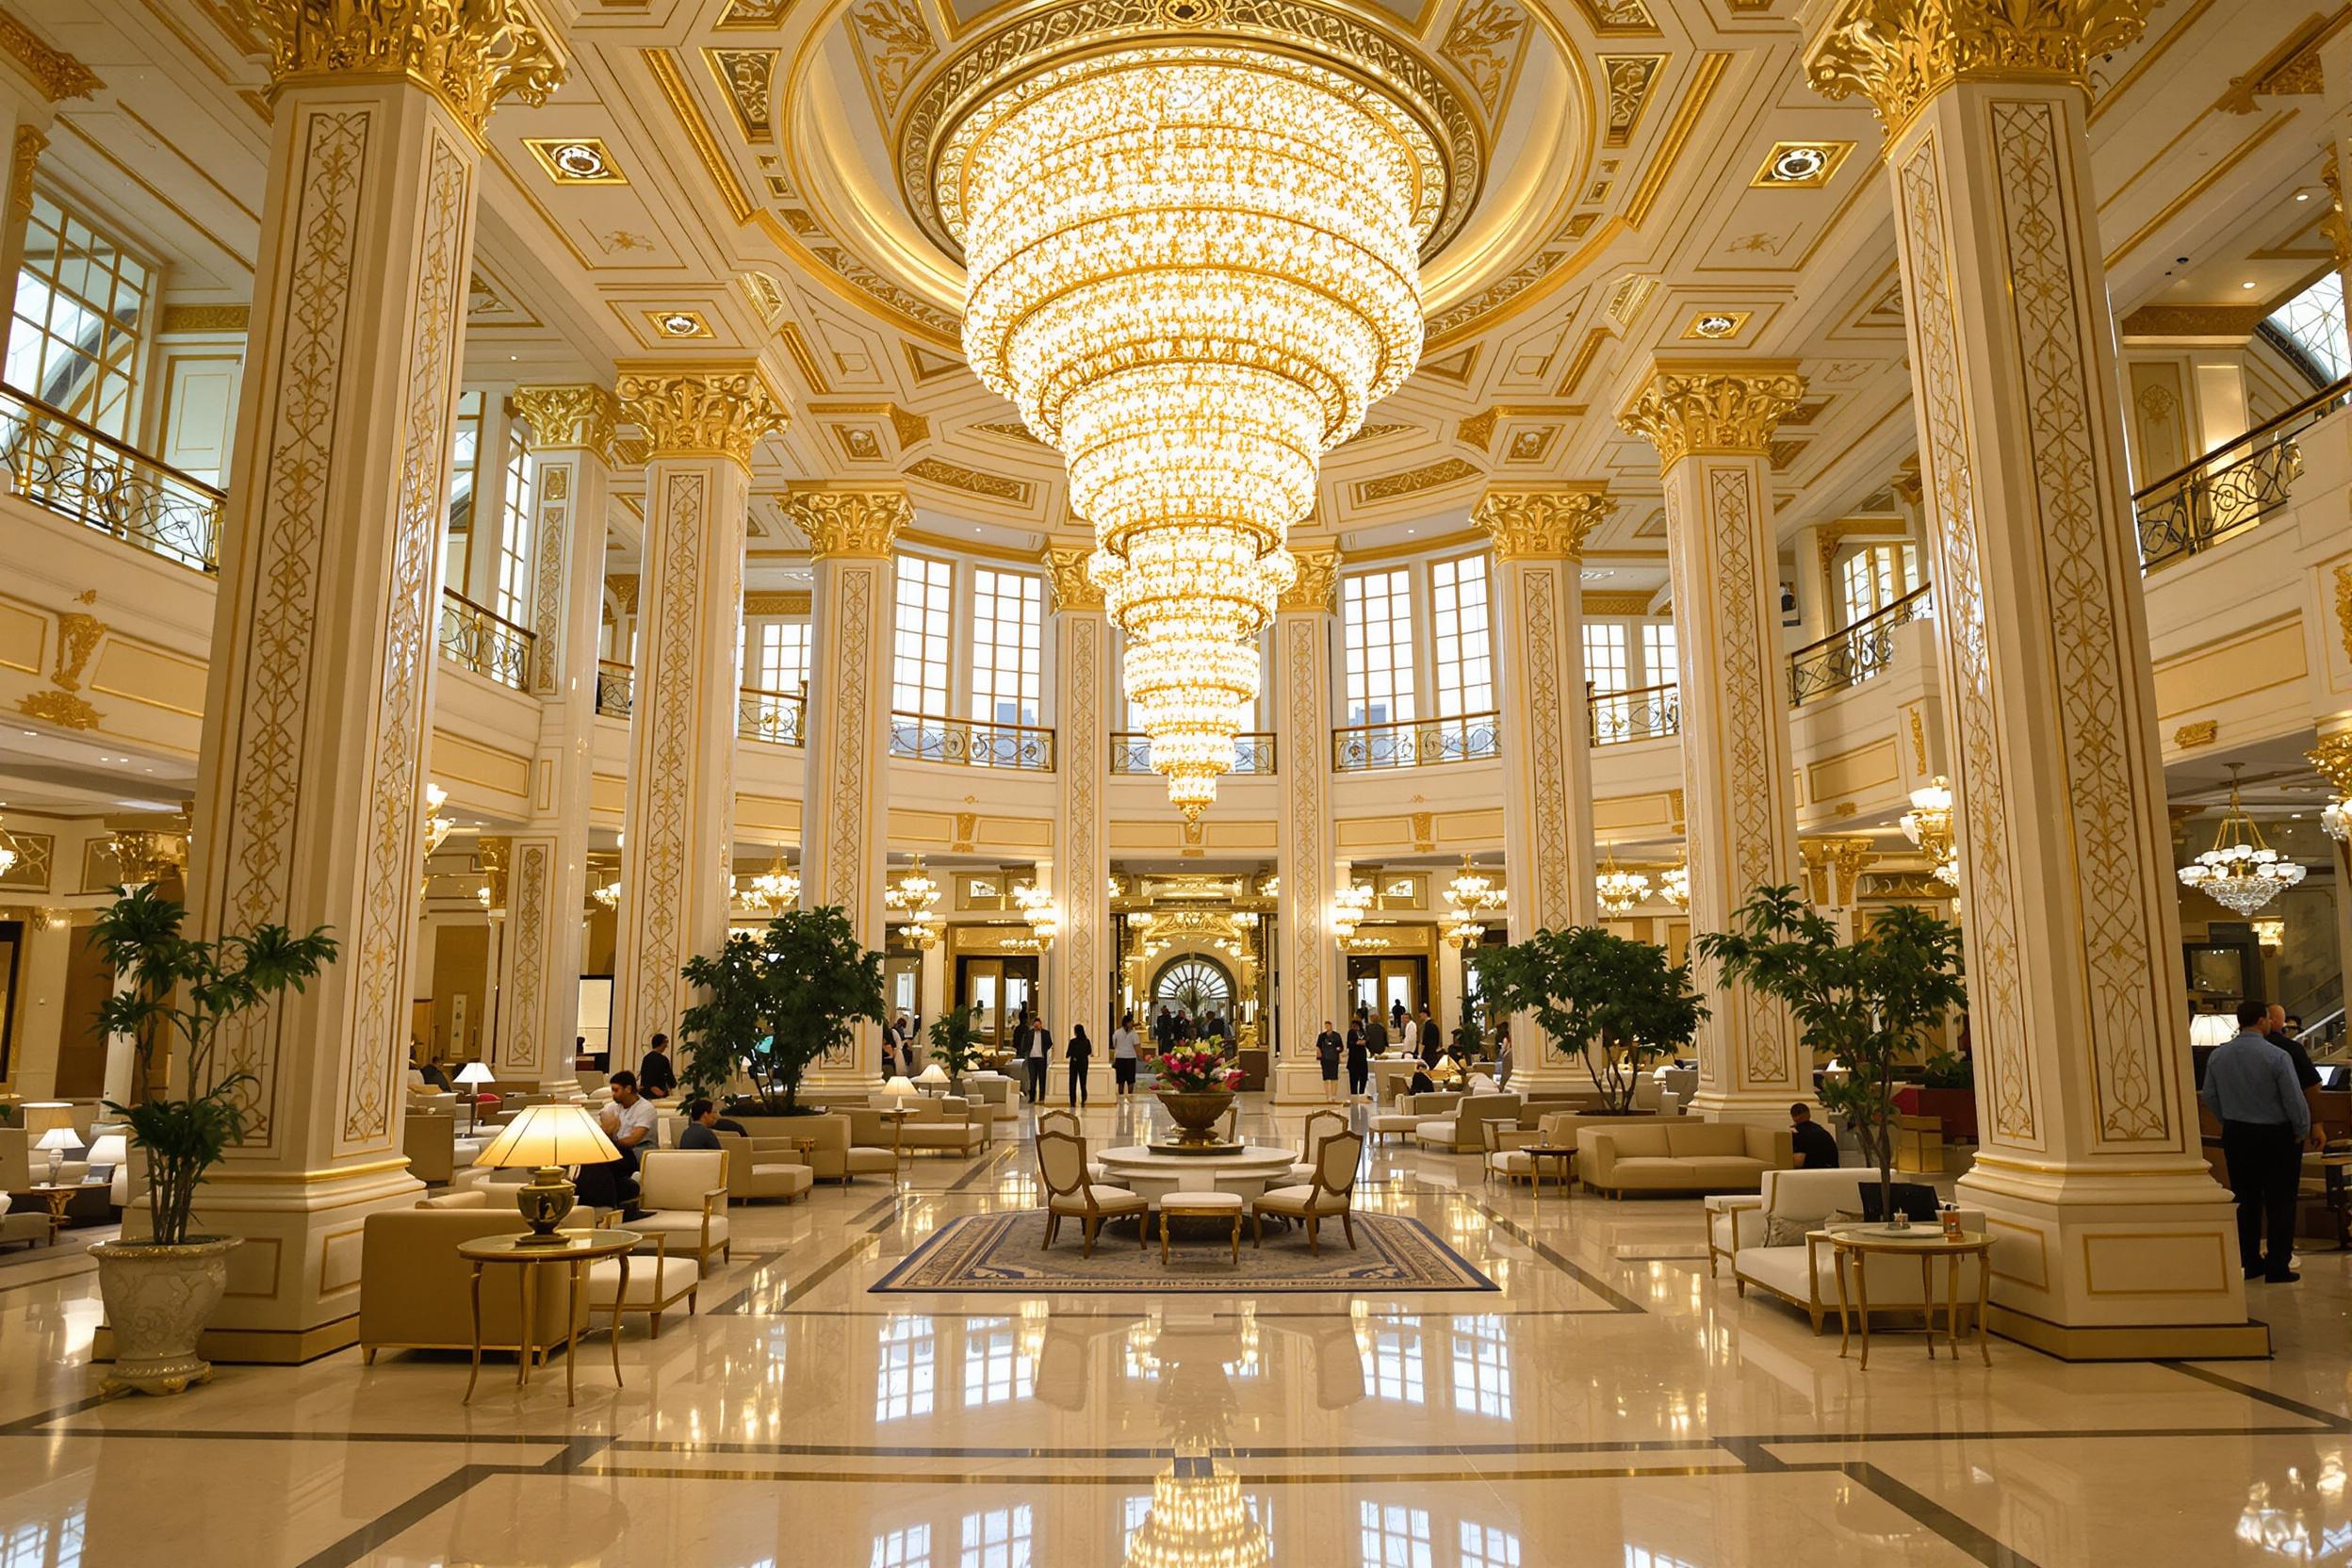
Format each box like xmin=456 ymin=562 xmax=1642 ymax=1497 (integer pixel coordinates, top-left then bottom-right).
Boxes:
xmin=895 ymin=0 xmax=1486 ymax=269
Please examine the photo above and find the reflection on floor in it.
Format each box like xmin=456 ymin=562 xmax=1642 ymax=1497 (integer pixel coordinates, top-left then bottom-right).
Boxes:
xmin=1 ymin=1093 xmax=2344 ymax=1566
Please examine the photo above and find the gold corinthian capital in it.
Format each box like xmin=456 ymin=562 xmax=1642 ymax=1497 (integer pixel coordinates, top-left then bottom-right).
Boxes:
xmin=1471 ymin=483 xmax=1613 ymax=561
xmin=2309 ymin=733 xmax=2352 ymax=796
xmin=1804 ymin=0 xmax=2155 ymax=137
xmin=616 ymin=365 xmax=790 ymax=469
xmin=512 ymin=384 xmax=620 ymax=462
xmin=236 ymin=0 xmax=567 ymax=141
xmin=1617 ymin=361 xmax=1807 ymax=471
xmin=1040 ymin=543 xmax=1104 ymax=613
xmin=785 ymin=484 xmax=912 ymax=560
xmin=1280 ymin=546 xmax=1344 ymax=613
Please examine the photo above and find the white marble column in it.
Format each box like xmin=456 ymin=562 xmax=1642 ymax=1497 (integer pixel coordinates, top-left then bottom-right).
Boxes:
xmin=790 ymin=485 xmax=910 ymax=1086
xmin=493 ymin=385 xmax=618 ymax=1092
xmin=177 ymin=1 xmax=564 ymax=1358
xmin=1806 ymin=0 xmax=2255 ymax=1355
xmin=611 ymin=367 xmax=786 ymax=1066
xmin=1472 ymin=486 xmax=1606 ymax=1087
xmin=1270 ymin=547 xmax=1341 ymax=1102
xmin=1043 ymin=545 xmax=1112 ymax=1041
xmin=1619 ymin=362 xmax=1809 ymax=1125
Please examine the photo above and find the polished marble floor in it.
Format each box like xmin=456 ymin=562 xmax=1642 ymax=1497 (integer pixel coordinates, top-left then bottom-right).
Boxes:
xmin=3 ymin=1096 xmax=2347 ymax=1566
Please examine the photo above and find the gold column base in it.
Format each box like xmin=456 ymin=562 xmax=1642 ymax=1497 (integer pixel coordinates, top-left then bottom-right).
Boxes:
xmin=1985 ymin=1303 xmax=2271 ymax=1362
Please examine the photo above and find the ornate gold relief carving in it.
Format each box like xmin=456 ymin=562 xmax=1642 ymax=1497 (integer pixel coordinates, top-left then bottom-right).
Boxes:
xmin=704 ymin=46 xmax=777 ymax=140
xmin=19 ymin=596 xmax=106 ymax=729
xmin=1805 ymin=0 xmax=2155 ymax=136
xmin=1472 ymin=483 xmax=1612 ymax=560
xmin=2323 ymin=150 xmax=2352 ymax=273
xmin=238 ymin=0 xmax=566 ymax=140
xmin=2308 ymin=733 xmax=2352 ymax=794
xmin=1280 ymin=546 xmax=1342 ymax=613
xmin=784 ymin=484 xmax=912 ymax=559
xmin=2172 ymin=719 xmax=2217 ymax=749
xmin=1440 ymin=0 xmax=1529 ymax=119
xmin=1600 ymin=55 xmax=1665 ymax=148
xmin=616 ymin=367 xmax=788 ymax=468
xmin=1041 ymin=545 xmax=1104 ymax=613
xmin=847 ymin=0 xmax=937 ymax=122
xmin=743 ymin=590 xmax=813 ymax=615
xmin=906 ymin=456 xmax=1030 ymax=503
xmin=1354 ymin=457 xmax=1481 ymax=504
xmin=512 ymin=384 xmax=619 ymax=462
xmin=0 ymin=10 xmax=101 ymax=100
xmin=7 ymin=125 xmax=42 ymax=233
xmin=1617 ymin=363 xmax=1806 ymax=469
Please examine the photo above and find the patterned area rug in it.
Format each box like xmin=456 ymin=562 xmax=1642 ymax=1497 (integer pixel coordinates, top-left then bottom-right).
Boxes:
xmin=872 ymin=1210 xmax=1497 ymax=1294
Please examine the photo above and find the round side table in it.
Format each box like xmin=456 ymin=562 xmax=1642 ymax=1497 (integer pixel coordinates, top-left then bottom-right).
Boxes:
xmin=457 ymin=1227 xmax=639 ymax=1405
xmin=1821 ymin=1226 xmax=1993 ymax=1370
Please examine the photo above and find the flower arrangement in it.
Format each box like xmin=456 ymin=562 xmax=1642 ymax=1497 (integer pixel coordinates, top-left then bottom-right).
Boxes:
xmin=1153 ymin=1041 xmax=1243 ymax=1093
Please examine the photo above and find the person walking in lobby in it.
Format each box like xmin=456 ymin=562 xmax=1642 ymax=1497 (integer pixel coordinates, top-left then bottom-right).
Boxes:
xmin=2201 ymin=999 xmax=2314 ymax=1282
xmin=1111 ymin=1012 xmax=1141 ymax=1098
xmin=1316 ymin=1019 xmax=1343 ymax=1102
xmin=1066 ymin=1023 xmax=1094 ymax=1107
xmin=1020 ymin=1014 xmax=1053 ymax=1104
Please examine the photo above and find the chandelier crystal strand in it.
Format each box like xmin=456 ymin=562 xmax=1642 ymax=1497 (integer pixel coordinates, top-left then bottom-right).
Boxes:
xmin=949 ymin=49 xmax=1427 ymax=818
xmin=2178 ymin=767 xmax=2305 ymax=916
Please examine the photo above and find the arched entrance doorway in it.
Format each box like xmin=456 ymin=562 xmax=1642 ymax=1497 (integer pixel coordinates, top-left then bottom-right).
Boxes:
xmin=1150 ymin=955 xmax=1234 ymax=1024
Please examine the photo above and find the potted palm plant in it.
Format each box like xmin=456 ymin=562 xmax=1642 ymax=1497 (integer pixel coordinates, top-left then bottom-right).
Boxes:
xmin=678 ymin=906 xmax=885 ymax=1118
xmin=1471 ymin=923 xmax=1705 ymax=1112
xmin=927 ymin=1005 xmax=983 ymax=1090
xmin=1696 ymin=884 xmax=1965 ymax=1227
xmin=86 ymin=884 xmax=337 ymax=1395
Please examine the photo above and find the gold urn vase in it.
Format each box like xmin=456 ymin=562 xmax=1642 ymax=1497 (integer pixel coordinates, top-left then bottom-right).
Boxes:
xmin=1155 ymin=1089 xmax=1236 ymax=1148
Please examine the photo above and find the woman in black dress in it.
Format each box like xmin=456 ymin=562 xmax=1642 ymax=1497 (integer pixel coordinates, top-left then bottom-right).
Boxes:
xmin=1316 ymin=1024 xmax=1343 ymax=1102
xmin=1066 ymin=1024 xmax=1094 ymax=1106
xmin=1345 ymin=1021 xmax=1371 ymax=1100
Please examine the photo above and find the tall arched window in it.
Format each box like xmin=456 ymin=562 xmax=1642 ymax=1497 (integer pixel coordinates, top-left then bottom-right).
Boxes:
xmin=1152 ymin=957 xmax=1233 ymax=1021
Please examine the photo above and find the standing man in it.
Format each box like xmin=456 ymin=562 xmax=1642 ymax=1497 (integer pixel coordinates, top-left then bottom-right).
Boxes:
xmin=2265 ymin=1004 xmax=2323 ymax=1092
xmin=2201 ymin=999 xmax=2314 ymax=1283
xmin=1342 ymin=1019 xmax=1369 ymax=1100
xmin=1021 ymin=1014 xmax=1054 ymax=1104
xmin=1364 ymin=1006 xmax=1389 ymax=1058
xmin=1398 ymin=1007 xmax=1420 ymax=1059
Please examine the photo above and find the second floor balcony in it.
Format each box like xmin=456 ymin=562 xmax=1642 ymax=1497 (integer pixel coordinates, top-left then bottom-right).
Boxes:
xmin=890 ymin=710 xmax=1054 ymax=771
xmin=1332 ymin=710 xmax=1501 ymax=772
xmin=2 ymin=383 xmax=220 ymax=573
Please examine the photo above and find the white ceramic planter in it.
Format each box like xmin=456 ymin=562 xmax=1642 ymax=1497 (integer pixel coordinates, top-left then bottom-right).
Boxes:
xmin=90 ymin=1235 xmax=238 ymax=1396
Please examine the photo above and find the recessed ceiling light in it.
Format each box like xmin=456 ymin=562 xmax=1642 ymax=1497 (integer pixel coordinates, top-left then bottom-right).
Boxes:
xmin=2242 ymin=281 xmax=2258 ymax=289
xmin=1691 ymin=313 xmax=1740 ymax=339
xmin=2297 ymin=191 xmax=2312 ymax=202
xmin=523 ymin=138 xmax=627 ymax=185
xmin=647 ymin=310 xmax=710 ymax=339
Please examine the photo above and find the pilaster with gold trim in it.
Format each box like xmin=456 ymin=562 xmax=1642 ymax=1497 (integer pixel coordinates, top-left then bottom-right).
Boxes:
xmin=793 ymin=483 xmax=910 ymax=1084
xmin=1044 ymin=543 xmax=1111 ymax=1040
xmin=493 ymin=384 xmax=618 ymax=1089
xmin=1473 ymin=484 xmax=1607 ymax=1087
xmin=611 ymin=364 xmax=787 ymax=1070
xmin=0 ymin=10 xmax=93 ymax=288
xmin=174 ymin=0 xmax=563 ymax=1360
xmin=1619 ymin=361 xmax=1808 ymax=1125
xmin=1807 ymin=0 xmax=2256 ymax=1355
xmin=1271 ymin=545 xmax=1341 ymax=1102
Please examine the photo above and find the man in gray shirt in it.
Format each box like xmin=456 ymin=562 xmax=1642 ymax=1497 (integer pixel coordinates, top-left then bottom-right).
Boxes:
xmin=2199 ymin=1000 xmax=2314 ymax=1282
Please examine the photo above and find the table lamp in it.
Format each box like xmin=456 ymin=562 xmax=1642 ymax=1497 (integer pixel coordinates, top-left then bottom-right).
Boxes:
xmin=916 ymin=1063 xmax=950 ymax=1094
xmin=34 ymin=1127 xmax=82 ymax=1184
xmin=85 ymin=1133 xmax=127 ymax=1184
xmin=454 ymin=1060 xmax=496 ymax=1133
xmin=2188 ymin=1013 xmax=2239 ymax=1050
xmin=883 ymin=1075 xmax=917 ymax=1103
xmin=471 ymin=1103 xmax=619 ymax=1245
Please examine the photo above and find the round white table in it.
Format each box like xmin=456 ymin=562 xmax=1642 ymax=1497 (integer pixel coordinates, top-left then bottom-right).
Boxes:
xmin=1095 ymin=1144 xmax=1299 ymax=1207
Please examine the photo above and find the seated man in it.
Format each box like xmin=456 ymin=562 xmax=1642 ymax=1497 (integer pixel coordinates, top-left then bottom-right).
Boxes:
xmin=576 ymin=1070 xmax=659 ymax=1218
xmin=1407 ymin=1065 xmax=1436 ymax=1096
xmin=1789 ymin=1102 xmax=1840 ymax=1168
xmin=678 ymin=1098 xmax=723 ymax=1151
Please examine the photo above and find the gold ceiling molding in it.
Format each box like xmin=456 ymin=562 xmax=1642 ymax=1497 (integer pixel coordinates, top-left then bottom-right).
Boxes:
xmin=2115 ymin=302 xmax=2273 ymax=338
xmin=1337 ymin=421 xmax=1420 ymax=448
xmin=2215 ymin=10 xmax=2335 ymax=114
xmin=972 ymin=418 xmax=1047 ymax=446
xmin=606 ymin=573 xmax=639 ymax=614
xmin=848 ymin=0 xmax=939 ymax=124
xmin=1440 ymin=0 xmax=1532 ymax=120
xmin=808 ymin=400 xmax=930 ymax=447
xmin=1568 ymin=0 xmax=1661 ymax=35
xmin=1616 ymin=361 xmax=1807 ymax=469
xmin=744 ymin=590 xmax=813 ymax=616
xmin=906 ymin=456 xmax=1031 ymax=504
xmin=615 ymin=364 xmax=789 ymax=468
xmin=513 ymin=384 xmax=621 ymax=462
xmin=1280 ymin=546 xmax=1343 ymax=613
xmin=158 ymin=302 xmax=251 ymax=334
xmin=2322 ymin=149 xmax=2352 ymax=272
xmin=738 ymin=270 xmax=789 ymax=326
xmin=1040 ymin=545 xmax=1103 ymax=612
xmin=239 ymin=0 xmax=567 ymax=143
xmin=1471 ymin=482 xmax=1611 ymax=561
xmin=716 ymin=0 xmax=792 ymax=26
xmin=0 ymin=9 xmax=102 ymax=101
xmin=896 ymin=0 xmax=1485 ymax=267
xmin=703 ymin=46 xmax=777 ymax=141
xmin=1805 ymin=0 xmax=2157 ymax=138
xmin=1353 ymin=456 xmax=1481 ymax=504
xmin=1583 ymin=589 xmax=1654 ymax=615
xmin=1599 ymin=55 xmax=1664 ymax=148
xmin=784 ymin=483 xmax=913 ymax=559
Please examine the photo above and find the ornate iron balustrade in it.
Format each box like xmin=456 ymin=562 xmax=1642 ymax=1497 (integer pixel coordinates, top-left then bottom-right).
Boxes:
xmin=595 ymin=660 xmax=632 ymax=717
xmin=889 ymin=710 xmax=1054 ymax=771
xmin=1589 ymin=681 xmax=1681 ymax=745
xmin=1109 ymin=731 xmax=1277 ymax=775
xmin=437 ymin=590 xmax=534 ymax=691
xmin=1788 ymin=583 xmax=1933 ymax=707
xmin=0 ymin=383 xmax=222 ymax=572
xmin=1331 ymin=710 xmax=1501 ymax=772
xmin=739 ymin=684 xmax=805 ymax=745
xmin=2134 ymin=376 xmax=2350 ymax=572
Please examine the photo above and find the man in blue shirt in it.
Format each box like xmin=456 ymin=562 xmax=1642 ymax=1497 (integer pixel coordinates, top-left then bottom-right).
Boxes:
xmin=2199 ymin=1000 xmax=2315 ymax=1282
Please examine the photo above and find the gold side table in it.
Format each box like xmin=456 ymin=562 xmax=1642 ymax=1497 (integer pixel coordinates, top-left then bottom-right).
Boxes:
xmin=1524 ymin=1145 xmax=1576 ymax=1198
xmin=458 ymin=1228 xmax=639 ymax=1405
xmin=1821 ymin=1226 xmax=1994 ymax=1371
xmin=24 ymin=1184 xmax=78 ymax=1243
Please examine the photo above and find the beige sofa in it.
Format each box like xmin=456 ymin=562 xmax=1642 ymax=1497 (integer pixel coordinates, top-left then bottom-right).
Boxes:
xmin=716 ymin=1132 xmax=815 ymax=1203
xmin=1577 ymin=1120 xmax=1791 ymax=1197
xmin=795 ymin=1114 xmax=898 ymax=1184
xmin=1413 ymin=1093 xmax=1524 ymax=1152
xmin=1718 ymin=1168 xmax=1985 ymax=1331
xmin=1370 ymin=1090 xmax=1462 ymax=1144
xmin=358 ymin=1201 xmax=572 ymax=1363
xmin=850 ymin=1102 xmax=984 ymax=1157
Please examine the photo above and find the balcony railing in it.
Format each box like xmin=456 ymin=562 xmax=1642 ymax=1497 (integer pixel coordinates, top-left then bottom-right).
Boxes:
xmin=1788 ymin=583 xmax=1934 ymax=707
xmin=890 ymin=710 xmax=1054 ymax=771
xmin=2134 ymin=375 xmax=2351 ymax=573
xmin=1589 ymin=681 xmax=1681 ymax=746
xmin=739 ymin=684 xmax=805 ymax=745
xmin=596 ymin=660 xmax=633 ymax=717
xmin=437 ymin=589 xmax=534 ymax=690
xmin=1331 ymin=710 xmax=1501 ymax=772
xmin=1110 ymin=731 xmax=1277 ymax=776
xmin=0 ymin=383 xmax=222 ymax=572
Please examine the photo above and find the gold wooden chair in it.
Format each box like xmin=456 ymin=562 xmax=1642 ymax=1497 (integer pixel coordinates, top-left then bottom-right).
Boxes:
xmin=1252 ymin=1130 xmax=1364 ymax=1256
xmin=1036 ymin=1129 xmax=1147 ymax=1257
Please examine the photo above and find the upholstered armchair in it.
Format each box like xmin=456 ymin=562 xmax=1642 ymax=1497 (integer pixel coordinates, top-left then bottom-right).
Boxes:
xmin=1252 ymin=1130 xmax=1363 ymax=1255
xmin=716 ymin=1132 xmax=815 ymax=1203
xmin=1036 ymin=1129 xmax=1146 ymax=1257
xmin=630 ymin=1149 xmax=732 ymax=1273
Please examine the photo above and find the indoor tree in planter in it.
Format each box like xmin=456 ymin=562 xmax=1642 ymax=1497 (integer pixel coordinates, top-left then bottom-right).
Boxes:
xmin=927 ymin=1005 xmax=983 ymax=1090
xmin=1470 ymin=924 xmax=1704 ymax=1112
xmin=678 ymin=906 xmax=885 ymax=1115
xmin=1696 ymin=884 xmax=1965 ymax=1225
xmin=87 ymin=884 xmax=338 ymax=1395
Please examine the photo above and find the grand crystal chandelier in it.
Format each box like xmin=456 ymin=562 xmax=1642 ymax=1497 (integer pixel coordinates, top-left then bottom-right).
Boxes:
xmin=946 ymin=47 xmax=1429 ymax=819
xmin=2179 ymin=766 xmax=2304 ymax=916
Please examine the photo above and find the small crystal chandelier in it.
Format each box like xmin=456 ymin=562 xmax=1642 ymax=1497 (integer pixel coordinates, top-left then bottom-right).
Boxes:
xmin=420 ymin=782 xmax=454 ymax=858
xmin=2179 ymin=765 xmax=2305 ymax=915
xmin=1014 ymin=878 xmax=1059 ymax=950
xmin=2324 ymin=798 xmax=2350 ymax=842
xmin=887 ymin=855 xmax=944 ymax=948
xmin=745 ymin=844 xmax=800 ymax=913
xmin=1443 ymin=855 xmax=1504 ymax=949
xmin=1330 ymin=880 xmax=1373 ymax=942
xmin=2253 ymin=915 xmax=2286 ymax=949
xmin=1659 ymin=855 xmax=1690 ymax=911
xmin=592 ymin=877 xmax=622 ymax=910
xmin=1594 ymin=852 xmax=1651 ymax=917
xmin=1900 ymin=775 xmax=1960 ymax=888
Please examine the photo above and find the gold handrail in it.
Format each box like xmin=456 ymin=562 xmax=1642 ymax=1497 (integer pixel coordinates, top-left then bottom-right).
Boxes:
xmin=0 ymin=382 xmax=224 ymax=572
xmin=1588 ymin=681 xmax=1680 ymax=745
xmin=888 ymin=710 xmax=1054 ymax=771
xmin=2132 ymin=375 xmax=2350 ymax=573
xmin=1109 ymin=731 xmax=1277 ymax=775
xmin=2132 ymin=374 xmax=2352 ymax=503
xmin=1787 ymin=582 xmax=1934 ymax=706
xmin=436 ymin=588 xmax=534 ymax=691
xmin=1330 ymin=710 xmax=1501 ymax=772
xmin=739 ymin=683 xmax=806 ymax=745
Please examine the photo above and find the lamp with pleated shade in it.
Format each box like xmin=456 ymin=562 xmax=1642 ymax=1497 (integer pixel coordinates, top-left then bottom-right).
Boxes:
xmin=471 ymin=1103 xmax=619 ymax=1244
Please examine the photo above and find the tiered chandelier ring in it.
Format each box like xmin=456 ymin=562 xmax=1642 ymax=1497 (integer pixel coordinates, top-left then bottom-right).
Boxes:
xmin=939 ymin=38 xmax=1445 ymax=816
